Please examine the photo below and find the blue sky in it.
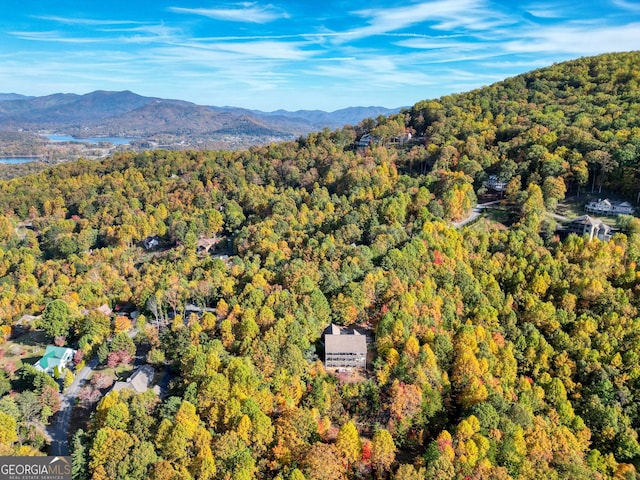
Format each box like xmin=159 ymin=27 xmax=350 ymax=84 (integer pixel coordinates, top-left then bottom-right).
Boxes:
xmin=1 ymin=1 xmax=640 ymax=111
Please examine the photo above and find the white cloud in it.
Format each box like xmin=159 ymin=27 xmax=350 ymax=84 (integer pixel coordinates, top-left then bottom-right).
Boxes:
xmin=208 ymin=40 xmax=314 ymax=60
xmin=8 ymin=31 xmax=110 ymax=44
xmin=33 ymin=15 xmax=144 ymax=26
xmin=396 ymin=37 xmax=479 ymax=50
xmin=611 ymin=0 xmax=640 ymax=13
xmin=526 ymin=8 xmax=565 ymax=19
xmin=344 ymin=0 xmax=513 ymax=40
xmin=504 ymin=23 xmax=640 ymax=54
xmin=169 ymin=4 xmax=288 ymax=24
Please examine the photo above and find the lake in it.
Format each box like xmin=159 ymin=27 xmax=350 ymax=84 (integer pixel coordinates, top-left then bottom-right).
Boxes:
xmin=0 ymin=157 xmax=40 ymax=164
xmin=44 ymin=134 xmax=135 ymax=145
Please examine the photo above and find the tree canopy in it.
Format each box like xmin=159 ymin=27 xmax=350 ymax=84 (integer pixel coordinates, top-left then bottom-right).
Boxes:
xmin=1 ymin=51 xmax=640 ymax=478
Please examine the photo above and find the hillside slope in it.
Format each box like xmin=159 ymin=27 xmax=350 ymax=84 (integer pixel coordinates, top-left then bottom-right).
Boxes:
xmin=1 ymin=52 xmax=640 ymax=479
xmin=397 ymin=50 xmax=640 ymax=204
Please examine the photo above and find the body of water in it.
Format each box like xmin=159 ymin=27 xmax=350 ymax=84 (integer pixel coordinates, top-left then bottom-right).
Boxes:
xmin=44 ymin=134 xmax=135 ymax=145
xmin=0 ymin=157 xmax=40 ymax=164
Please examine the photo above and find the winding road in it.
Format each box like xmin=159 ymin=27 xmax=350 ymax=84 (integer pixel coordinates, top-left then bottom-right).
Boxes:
xmin=48 ymin=356 xmax=98 ymax=456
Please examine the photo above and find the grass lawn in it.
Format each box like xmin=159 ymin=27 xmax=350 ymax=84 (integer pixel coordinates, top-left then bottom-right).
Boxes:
xmin=468 ymin=208 xmax=513 ymax=233
xmin=556 ymin=197 xmax=589 ymax=219
xmin=558 ymin=192 xmax=636 ymax=220
xmin=96 ymin=363 xmax=135 ymax=381
xmin=0 ymin=329 xmax=49 ymax=371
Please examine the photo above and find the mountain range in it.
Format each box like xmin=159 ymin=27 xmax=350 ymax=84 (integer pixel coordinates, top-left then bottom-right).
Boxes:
xmin=0 ymin=90 xmax=399 ymax=140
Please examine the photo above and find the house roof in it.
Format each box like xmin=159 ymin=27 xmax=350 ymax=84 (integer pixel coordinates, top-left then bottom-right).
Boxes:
xmin=96 ymin=304 xmax=112 ymax=316
xmin=571 ymin=215 xmax=611 ymax=231
xmin=112 ymin=365 xmax=155 ymax=394
xmin=325 ymin=331 xmax=367 ymax=354
xmin=329 ymin=323 xmax=341 ymax=335
xmin=196 ymin=236 xmax=222 ymax=253
xmin=589 ymin=198 xmax=633 ymax=209
xmin=37 ymin=346 xmax=73 ymax=370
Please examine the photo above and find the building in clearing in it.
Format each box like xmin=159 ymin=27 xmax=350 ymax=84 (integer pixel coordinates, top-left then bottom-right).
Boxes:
xmin=585 ymin=198 xmax=635 ymax=216
xmin=485 ymin=175 xmax=508 ymax=192
xmin=324 ymin=324 xmax=367 ymax=369
xmin=143 ymin=236 xmax=159 ymax=249
xmin=111 ymin=364 xmax=159 ymax=394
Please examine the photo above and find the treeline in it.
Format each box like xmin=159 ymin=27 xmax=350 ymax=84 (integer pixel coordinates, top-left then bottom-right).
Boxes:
xmin=0 ymin=52 xmax=639 ymax=479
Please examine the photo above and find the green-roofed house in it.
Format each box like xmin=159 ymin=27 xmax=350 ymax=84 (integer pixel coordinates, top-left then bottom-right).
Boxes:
xmin=34 ymin=345 xmax=75 ymax=376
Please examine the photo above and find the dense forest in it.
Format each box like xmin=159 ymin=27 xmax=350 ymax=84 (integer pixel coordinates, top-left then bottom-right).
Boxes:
xmin=1 ymin=51 xmax=640 ymax=479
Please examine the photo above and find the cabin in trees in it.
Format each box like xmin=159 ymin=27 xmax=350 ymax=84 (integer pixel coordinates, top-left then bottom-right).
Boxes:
xmin=143 ymin=236 xmax=159 ymax=249
xmin=566 ymin=215 xmax=613 ymax=241
xmin=585 ymin=198 xmax=634 ymax=216
xmin=324 ymin=324 xmax=367 ymax=369
xmin=34 ymin=346 xmax=75 ymax=376
xmin=485 ymin=175 xmax=508 ymax=192
xmin=357 ymin=134 xmax=377 ymax=149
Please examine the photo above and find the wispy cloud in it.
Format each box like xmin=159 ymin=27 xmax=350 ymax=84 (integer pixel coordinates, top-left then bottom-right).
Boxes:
xmin=611 ymin=0 xmax=640 ymax=13
xmin=3 ymin=0 xmax=640 ymax=110
xmin=344 ymin=0 xmax=512 ymax=39
xmin=397 ymin=37 xmax=481 ymax=50
xmin=33 ymin=16 xmax=143 ymax=26
xmin=169 ymin=3 xmax=288 ymax=24
xmin=526 ymin=9 xmax=564 ymax=19
xmin=8 ymin=30 xmax=110 ymax=44
xmin=209 ymin=40 xmax=314 ymax=60
xmin=504 ymin=22 xmax=640 ymax=54
xmin=10 ymin=23 xmax=182 ymax=46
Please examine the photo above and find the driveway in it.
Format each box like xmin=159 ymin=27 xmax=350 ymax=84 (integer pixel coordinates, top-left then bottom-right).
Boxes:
xmin=48 ymin=356 xmax=98 ymax=456
xmin=452 ymin=200 xmax=503 ymax=228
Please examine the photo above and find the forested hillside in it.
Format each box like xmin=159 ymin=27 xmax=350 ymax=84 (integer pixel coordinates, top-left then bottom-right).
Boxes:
xmin=0 ymin=52 xmax=639 ymax=479
xmin=401 ymin=51 xmax=640 ymax=205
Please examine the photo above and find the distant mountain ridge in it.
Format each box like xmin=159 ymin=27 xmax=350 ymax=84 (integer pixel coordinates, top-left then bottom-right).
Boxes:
xmin=0 ymin=93 xmax=34 ymax=102
xmin=212 ymin=105 xmax=401 ymax=131
xmin=0 ymin=90 xmax=400 ymax=139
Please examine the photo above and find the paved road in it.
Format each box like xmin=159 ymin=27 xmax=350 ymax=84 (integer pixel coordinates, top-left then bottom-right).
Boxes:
xmin=48 ymin=357 xmax=98 ymax=456
xmin=546 ymin=211 xmax=570 ymax=222
xmin=452 ymin=200 xmax=503 ymax=228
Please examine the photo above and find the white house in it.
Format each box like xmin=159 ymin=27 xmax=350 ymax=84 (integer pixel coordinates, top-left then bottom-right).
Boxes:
xmin=566 ymin=215 xmax=613 ymax=241
xmin=585 ymin=199 xmax=635 ymax=216
xmin=34 ymin=346 xmax=75 ymax=376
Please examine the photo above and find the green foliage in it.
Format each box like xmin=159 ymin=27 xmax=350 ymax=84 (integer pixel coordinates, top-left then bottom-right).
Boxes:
xmin=71 ymin=429 xmax=89 ymax=480
xmin=40 ymin=299 xmax=70 ymax=339
xmin=2 ymin=52 xmax=640 ymax=477
xmin=146 ymin=348 xmax=165 ymax=365
xmin=110 ymin=332 xmax=136 ymax=357
xmin=63 ymin=368 xmax=74 ymax=389
xmin=0 ymin=371 xmax=11 ymax=396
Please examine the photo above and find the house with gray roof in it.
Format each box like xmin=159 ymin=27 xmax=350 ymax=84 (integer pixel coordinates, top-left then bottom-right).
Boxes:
xmin=585 ymin=198 xmax=635 ymax=216
xmin=111 ymin=364 xmax=159 ymax=394
xmin=324 ymin=324 xmax=367 ymax=369
xmin=566 ymin=215 xmax=613 ymax=241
